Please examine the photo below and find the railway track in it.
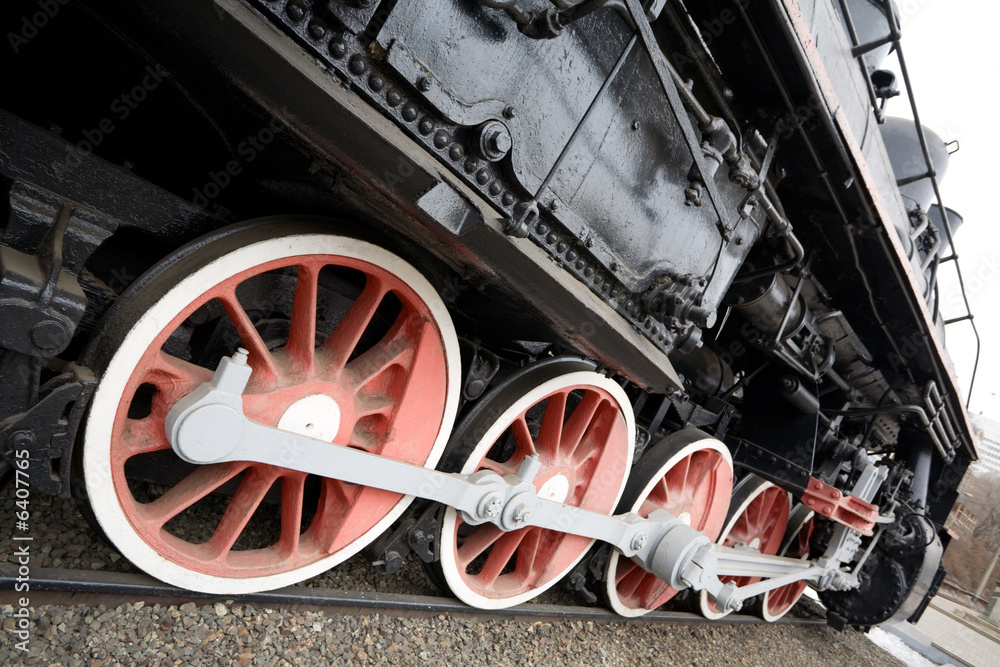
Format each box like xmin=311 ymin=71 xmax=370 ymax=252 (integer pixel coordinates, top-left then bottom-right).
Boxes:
xmin=0 ymin=565 xmax=827 ymax=627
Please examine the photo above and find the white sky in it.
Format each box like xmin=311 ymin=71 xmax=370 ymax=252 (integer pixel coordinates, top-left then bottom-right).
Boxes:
xmin=886 ymin=0 xmax=1000 ymax=418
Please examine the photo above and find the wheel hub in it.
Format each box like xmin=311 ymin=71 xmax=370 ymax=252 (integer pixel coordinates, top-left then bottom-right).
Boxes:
xmin=277 ymin=394 xmax=342 ymax=442
xmin=537 ymin=472 xmax=571 ymax=503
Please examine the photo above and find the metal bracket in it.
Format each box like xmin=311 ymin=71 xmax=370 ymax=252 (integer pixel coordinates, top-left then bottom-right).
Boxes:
xmin=0 ymin=364 xmax=97 ymax=497
xmin=0 ymin=182 xmax=118 ymax=357
xmin=802 ymin=477 xmax=879 ymax=537
xmin=366 ymin=503 xmax=443 ymax=575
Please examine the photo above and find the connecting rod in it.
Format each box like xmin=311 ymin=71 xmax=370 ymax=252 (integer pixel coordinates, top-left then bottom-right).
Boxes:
xmin=165 ymin=350 xmax=857 ymax=612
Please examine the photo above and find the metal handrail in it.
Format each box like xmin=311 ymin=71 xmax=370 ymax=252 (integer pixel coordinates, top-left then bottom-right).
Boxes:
xmin=836 ymin=0 xmax=980 ymax=408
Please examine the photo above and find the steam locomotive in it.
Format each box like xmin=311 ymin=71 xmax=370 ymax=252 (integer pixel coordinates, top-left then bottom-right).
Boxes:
xmin=0 ymin=0 xmax=977 ymax=628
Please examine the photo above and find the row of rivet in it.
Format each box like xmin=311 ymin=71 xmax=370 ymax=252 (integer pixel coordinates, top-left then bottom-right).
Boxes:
xmin=256 ymin=0 xmax=676 ymax=350
xmin=531 ymin=221 xmax=671 ymax=343
xmin=268 ymin=0 xmax=531 ymax=221
xmin=267 ymin=0 xmax=535 ymax=216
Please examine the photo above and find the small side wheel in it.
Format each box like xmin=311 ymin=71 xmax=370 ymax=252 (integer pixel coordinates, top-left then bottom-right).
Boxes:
xmin=757 ymin=504 xmax=815 ymax=622
xmin=430 ymin=358 xmax=635 ymax=609
xmin=78 ymin=221 xmax=461 ymax=594
xmin=604 ymin=429 xmax=734 ymax=618
xmin=697 ymin=474 xmax=790 ymax=620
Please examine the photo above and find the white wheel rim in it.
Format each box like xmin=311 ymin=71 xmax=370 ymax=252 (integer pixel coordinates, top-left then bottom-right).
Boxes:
xmin=698 ymin=481 xmax=790 ymax=620
xmin=83 ymin=233 xmax=461 ymax=594
xmin=439 ymin=371 xmax=635 ymax=610
xmin=605 ymin=437 xmax=733 ymax=618
xmin=760 ymin=508 xmax=815 ymax=622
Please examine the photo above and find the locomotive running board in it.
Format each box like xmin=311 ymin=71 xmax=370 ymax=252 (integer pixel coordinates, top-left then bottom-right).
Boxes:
xmin=166 ymin=350 xmax=857 ymax=612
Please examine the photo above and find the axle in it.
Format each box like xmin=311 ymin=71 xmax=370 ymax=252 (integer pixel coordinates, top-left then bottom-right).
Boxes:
xmin=165 ymin=350 xmax=859 ymax=611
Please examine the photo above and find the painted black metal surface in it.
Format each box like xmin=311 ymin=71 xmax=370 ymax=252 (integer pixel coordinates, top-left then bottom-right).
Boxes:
xmin=248 ymin=0 xmax=774 ymax=359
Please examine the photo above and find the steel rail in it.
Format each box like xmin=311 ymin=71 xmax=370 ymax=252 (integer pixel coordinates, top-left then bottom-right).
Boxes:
xmin=0 ymin=565 xmax=827 ymax=627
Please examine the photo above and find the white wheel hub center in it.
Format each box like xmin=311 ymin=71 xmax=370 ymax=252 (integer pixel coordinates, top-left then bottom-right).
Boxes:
xmin=678 ymin=511 xmax=692 ymax=526
xmin=538 ymin=474 xmax=571 ymax=504
xmin=749 ymin=537 xmax=762 ymax=551
xmin=278 ymin=394 xmax=342 ymax=443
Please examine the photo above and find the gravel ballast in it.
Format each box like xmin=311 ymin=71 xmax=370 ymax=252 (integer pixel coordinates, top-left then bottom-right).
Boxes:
xmin=1 ymin=481 xmax=911 ymax=666
xmin=2 ymin=601 xmax=909 ymax=666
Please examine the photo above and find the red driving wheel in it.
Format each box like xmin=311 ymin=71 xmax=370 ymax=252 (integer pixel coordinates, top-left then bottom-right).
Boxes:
xmin=80 ymin=223 xmax=461 ymax=593
xmin=432 ymin=359 xmax=635 ymax=609
xmin=605 ymin=429 xmax=734 ymax=617
xmin=698 ymin=474 xmax=790 ymax=619
xmin=759 ymin=505 xmax=815 ymax=621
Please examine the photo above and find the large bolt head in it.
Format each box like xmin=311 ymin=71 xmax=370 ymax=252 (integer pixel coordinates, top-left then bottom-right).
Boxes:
xmin=31 ymin=320 xmax=70 ymax=354
xmin=488 ymin=129 xmax=512 ymax=155
xmin=478 ymin=493 xmax=503 ymax=520
xmin=9 ymin=431 xmax=35 ymax=450
xmin=475 ymin=121 xmax=512 ymax=162
xmin=512 ymin=504 xmax=532 ymax=525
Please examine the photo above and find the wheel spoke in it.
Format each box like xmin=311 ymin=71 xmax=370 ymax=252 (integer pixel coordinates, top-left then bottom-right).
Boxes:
xmin=137 ymin=462 xmax=248 ymax=526
xmin=476 ymin=530 xmax=527 ymax=585
xmin=559 ymin=391 xmax=602 ymax=460
xmin=638 ymin=498 xmax=663 ymax=518
xmin=511 ymin=415 xmax=537 ymax=460
xmin=616 ymin=562 xmax=647 ymax=598
xmin=325 ymin=276 xmax=386 ymax=371
xmin=480 ymin=458 xmax=517 ymax=477
xmin=456 ymin=523 xmax=505 ymax=565
xmin=535 ymin=391 xmax=566 ymax=451
xmin=673 ymin=454 xmax=692 ymax=494
xmin=729 ymin=512 xmax=749 ymax=546
xmin=354 ymin=394 xmax=396 ymax=419
xmin=687 ymin=453 xmax=717 ymax=493
xmin=760 ymin=492 xmax=776 ymax=537
xmin=360 ymin=319 xmax=446 ymax=457
xmin=575 ymin=415 xmax=627 ymax=508
xmin=207 ymin=466 xmax=278 ymax=560
xmin=117 ymin=418 xmax=172 ymax=459
xmin=279 ymin=473 xmax=307 ymax=556
xmin=514 ymin=528 xmax=543 ymax=580
xmin=285 ymin=262 xmax=322 ymax=372
xmin=143 ymin=350 xmax=214 ymax=402
xmin=218 ymin=291 xmax=281 ymax=384
xmin=307 ymin=478 xmax=365 ymax=553
xmin=656 ymin=477 xmax=672 ymax=508
xmin=345 ymin=316 xmax=412 ymax=390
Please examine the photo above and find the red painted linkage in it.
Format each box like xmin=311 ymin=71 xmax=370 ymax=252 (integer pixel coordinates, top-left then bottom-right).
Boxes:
xmin=801 ymin=477 xmax=878 ymax=536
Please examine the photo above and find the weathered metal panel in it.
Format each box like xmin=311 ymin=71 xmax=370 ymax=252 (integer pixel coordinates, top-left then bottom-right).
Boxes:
xmin=376 ymin=0 xmax=752 ymax=294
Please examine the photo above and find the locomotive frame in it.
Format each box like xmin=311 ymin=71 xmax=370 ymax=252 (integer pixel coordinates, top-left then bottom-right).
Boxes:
xmin=0 ymin=0 xmax=980 ymax=629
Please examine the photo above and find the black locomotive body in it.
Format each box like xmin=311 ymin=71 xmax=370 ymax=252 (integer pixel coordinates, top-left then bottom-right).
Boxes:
xmin=0 ymin=0 xmax=977 ymax=628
